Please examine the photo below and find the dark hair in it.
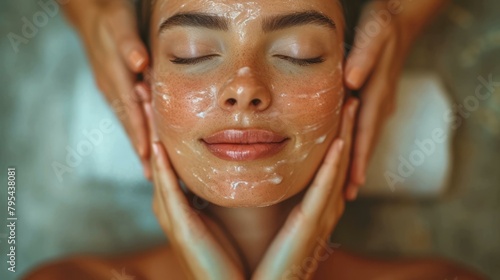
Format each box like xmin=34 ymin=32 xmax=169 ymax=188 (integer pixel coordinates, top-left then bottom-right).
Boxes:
xmin=137 ymin=0 xmax=361 ymax=55
xmin=340 ymin=0 xmax=362 ymax=50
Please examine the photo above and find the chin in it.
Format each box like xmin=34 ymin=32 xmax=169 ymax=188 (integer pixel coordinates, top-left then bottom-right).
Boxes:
xmin=204 ymin=190 xmax=291 ymax=208
xmin=181 ymin=173 xmax=306 ymax=208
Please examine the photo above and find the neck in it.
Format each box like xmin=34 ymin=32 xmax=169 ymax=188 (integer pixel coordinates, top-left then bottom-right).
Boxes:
xmin=204 ymin=193 xmax=302 ymax=274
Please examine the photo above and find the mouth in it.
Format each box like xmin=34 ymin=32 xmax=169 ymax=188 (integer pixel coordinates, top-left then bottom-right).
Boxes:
xmin=201 ymin=129 xmax=289 ymax=161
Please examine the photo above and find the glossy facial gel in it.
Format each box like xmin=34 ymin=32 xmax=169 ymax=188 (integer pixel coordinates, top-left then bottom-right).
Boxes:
xmin=148 ymin=0 xmax=346 ymax=207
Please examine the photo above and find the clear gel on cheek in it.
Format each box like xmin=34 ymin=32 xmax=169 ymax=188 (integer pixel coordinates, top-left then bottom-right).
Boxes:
xmin=272 ymin=63 xmax=344 ymax=163
xmin=151 ymin=63 xmax=344 ymax=206
xmin=148 ymin=1 xmax=346 ymax=206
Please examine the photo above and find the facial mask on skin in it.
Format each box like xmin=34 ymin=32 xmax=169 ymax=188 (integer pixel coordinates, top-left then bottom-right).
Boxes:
xmin=148 ymin=0 xmax=346 ymax=207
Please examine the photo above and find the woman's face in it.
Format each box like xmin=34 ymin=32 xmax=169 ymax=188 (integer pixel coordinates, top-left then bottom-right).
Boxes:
xmin=149 ymin=0 xmax=346 ymax=207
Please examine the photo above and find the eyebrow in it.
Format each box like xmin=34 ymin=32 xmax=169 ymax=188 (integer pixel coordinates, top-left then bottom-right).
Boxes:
xmin=262 ymin=11 xmax=336 ymax=32
xmin=158 ymin=11 xmax=336 ymax=34
xmin=159 ymin=13 xmax=229 ymax=33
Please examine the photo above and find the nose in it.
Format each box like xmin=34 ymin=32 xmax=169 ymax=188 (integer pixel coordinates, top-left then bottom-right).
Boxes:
xmin=218 ymin=67 xmax=272 ymax=112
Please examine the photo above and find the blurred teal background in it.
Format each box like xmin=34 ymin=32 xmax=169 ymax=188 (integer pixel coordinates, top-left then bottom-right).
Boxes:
xmin=1 ymin=0 xmax=499 ymax=279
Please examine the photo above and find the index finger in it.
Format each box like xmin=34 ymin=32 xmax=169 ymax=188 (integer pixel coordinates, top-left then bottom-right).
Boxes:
xmin=300 ymin=97 xmax=359 ymax=218
xmin=151 ymin=141 xmax=192 ymax=216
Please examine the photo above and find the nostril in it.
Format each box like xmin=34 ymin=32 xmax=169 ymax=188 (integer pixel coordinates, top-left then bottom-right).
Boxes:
xmin=251 ymin=99 xmax=261 ymax=106
xmin=226 ymin=98 xmax=237 ymax=106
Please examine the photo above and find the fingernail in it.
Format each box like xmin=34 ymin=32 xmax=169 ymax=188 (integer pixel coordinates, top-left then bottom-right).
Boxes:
xmin=152 ymin=142 xmax=159 ymax=157
xmin=129 ymin=50 xmax=145 ymax=70
xmin=135 ymin=84 xmax=149 ymax=102
xmin=350 ymin=188 xmax=359 ymax=200
xmin=347 ymin=68 xmax=362 ymax=88
xmin=337 ymin=139 xmax=345 ymax=153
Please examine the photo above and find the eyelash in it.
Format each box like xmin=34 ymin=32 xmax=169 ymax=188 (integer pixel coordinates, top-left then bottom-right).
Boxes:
xmin=170 ymin=55 xmax=219 ymax=65
xmin=273 ymin=55 xmax=325 ymax=66
xmin=170 ymin=55 xmax=325 ymax=66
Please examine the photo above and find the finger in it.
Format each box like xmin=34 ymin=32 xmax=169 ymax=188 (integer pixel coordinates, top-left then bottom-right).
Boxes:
xmin=150 ymin=142 xmax=172 ymax=230
xmin=346 ymin=105 xmax=387 ymax=200
xmin=345 ymin=89 xmax=387 ymax=200
xmin=344 ymin=181 xmax=358 ymax=201
xmin=254 ymin=105 xmax=360 ymax=279
xmin=151 ymin=142 xmax=186 ymax=203
xmin=150 ymin=141 xmax=190 ymax=230
xmin=300 ymin=139 xmax=344 ymax=217
xmin=104 ymin=29 xmax=149 ymax=163
xmin=345 ymin=35 xmax=385 ymax=90
xmin=254 ymin=137 xmax=346 ymax=280
xmin=141 ymin=98 xmax=157 ymax=180
xmin=120 ymin=94 xmax=150 ymax=163
xmin=151 ymin=142 xmax=203 ymax=228
xmin=344 ymin=4 xmax=388 ymax=89
xmin=152 ymin=173 xmax=171 ymax=230
xmin=85 ymin=14 xmax=149 ymax=163
xmin=135 ymin=82 xmax=152 ymax=103
xmin=346 ymin=31 xmax=401 ymax=200
xmin=138 ymin=83 xmax=153 ymax=179
xmin=335 ymin=98 xmax=359 ymax=191
xmin=143 ymin=101 xmax=159 ymax=142
xmin=102 ymin=1 xmax=150 ymax=159
xmin=301 ymin=97 xmax=359 ymax=212
xmin=107 ymin=1 xmax=149 ymax=72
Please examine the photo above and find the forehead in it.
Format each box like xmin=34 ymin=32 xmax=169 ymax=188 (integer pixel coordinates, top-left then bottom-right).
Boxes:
xmin=150 ymin=0 xmax=345 ymax=30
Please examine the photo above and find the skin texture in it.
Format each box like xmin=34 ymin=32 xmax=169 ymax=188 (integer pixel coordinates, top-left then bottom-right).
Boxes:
xmin=24 ymin=244 xmax=486 ymax=280
xmin=26 ymin=1 xmax=487 ymax=279
xmin=141 ymin=1 xmax=359 ymax=278
xmin=148 ymin=0 xmax=346 ymax=207
xmin=142 ymin=90 xmax=358 ymax=280
xmin=62 ymin=0 xmax=449 ymax=199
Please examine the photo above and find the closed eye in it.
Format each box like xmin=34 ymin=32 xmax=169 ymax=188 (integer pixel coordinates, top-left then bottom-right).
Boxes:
xmin=274 ymin=55 xmax=325 ymax=66
xmin=170 ymin=54 xmax=220 ymax=65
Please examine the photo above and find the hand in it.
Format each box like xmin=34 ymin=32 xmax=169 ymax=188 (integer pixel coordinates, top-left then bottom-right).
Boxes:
xmin=252 ymin=98 xmax=359 ymax=280
xmin=62 ymin=0 xmax=152 ymax=178
xmin=149 ymin=140 xmax=246 ymax=280
xmin=343 ymin=0 xmax=448 ymax=200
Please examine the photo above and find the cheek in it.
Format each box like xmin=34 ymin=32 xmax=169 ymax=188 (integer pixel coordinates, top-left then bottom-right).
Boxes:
xmin=152 ymin=73 xmax=218 ymax=132
xmin=277 ymin=65 xmax=344 ymax=149
xmin=147 ymin=64 xmax=345 ymax=207
xmin=261 ymin=69 xmax=344 ymax=200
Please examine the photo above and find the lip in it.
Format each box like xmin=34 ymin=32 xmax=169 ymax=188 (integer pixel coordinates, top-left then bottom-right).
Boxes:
xmin=201 ymin=129 xmax=289 ymax=161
